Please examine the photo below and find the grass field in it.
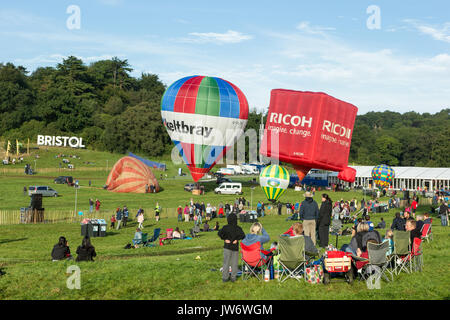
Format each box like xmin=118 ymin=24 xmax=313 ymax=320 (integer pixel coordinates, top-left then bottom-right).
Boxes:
xmin=0 ymin=147 xmax=449 ymax=300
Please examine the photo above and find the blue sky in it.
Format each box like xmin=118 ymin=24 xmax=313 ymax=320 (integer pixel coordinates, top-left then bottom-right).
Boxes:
xmin=1 ymin=0 xmax=449 ymax=114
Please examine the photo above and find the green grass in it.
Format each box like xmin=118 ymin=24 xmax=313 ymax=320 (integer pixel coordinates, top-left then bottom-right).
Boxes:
xmin=0 ymin=208 xmax=448 ymax=300
xmin=0 ymin=147 xmax=449 ymax=300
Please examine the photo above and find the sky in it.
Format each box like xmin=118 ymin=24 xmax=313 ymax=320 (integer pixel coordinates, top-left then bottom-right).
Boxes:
xmin=1 ymin=0 xmax=449 ymax=115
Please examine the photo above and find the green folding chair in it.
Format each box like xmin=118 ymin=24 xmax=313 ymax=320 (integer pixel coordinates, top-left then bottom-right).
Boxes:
xmin=277 ymin=235 xmax=307 ymax=283
xmin=391 ymin=230 xmax=411 ymax=275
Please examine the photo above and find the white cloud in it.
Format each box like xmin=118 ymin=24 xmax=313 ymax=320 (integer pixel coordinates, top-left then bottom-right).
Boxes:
xmin=296 ymin=21 xmax=335 ymax=36
xmin=405 ymin=20 xmax=450 ymax=43
xmin=183 ymin=30 xmax=253 ymax=44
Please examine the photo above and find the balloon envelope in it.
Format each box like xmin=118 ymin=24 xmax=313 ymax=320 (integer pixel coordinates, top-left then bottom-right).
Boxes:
xmin=260 ymin=90 xmax=358 ymax=181
xmin=161 ymin=76 xmax=249 ymax=182
xmin=371 ymin=164 xmax=395 ymax=187
xmin=106 ymin=156 xmax=159 ymax=193
xmin=259 ymin=164 xmax=290 ymax=202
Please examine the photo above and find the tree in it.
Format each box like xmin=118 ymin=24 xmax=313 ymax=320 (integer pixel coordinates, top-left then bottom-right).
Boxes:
xmin=373 ymin=135 xmax=402 ymax=165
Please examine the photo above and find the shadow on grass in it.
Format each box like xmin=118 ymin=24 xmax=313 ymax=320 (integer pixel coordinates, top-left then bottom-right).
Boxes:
xmin=0 ymin=238 xmax=28 ymax=245
xmin=100 ymin=243 xmax=223 ymax=261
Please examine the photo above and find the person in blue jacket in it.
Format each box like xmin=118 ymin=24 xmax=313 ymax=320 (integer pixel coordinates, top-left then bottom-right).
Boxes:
xmin=242 ymin=222 xmax=274 ymax=262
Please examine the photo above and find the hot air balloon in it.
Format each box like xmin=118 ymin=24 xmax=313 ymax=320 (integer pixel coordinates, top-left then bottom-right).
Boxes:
xmin=259 ymin=89 xmax=358 ymax=183
xmin=106 ymin=156 xmax=159 ymax=193
xmin=371 ymin=164 xmax=395 ymax=188
xmin=161 ymin=76 xmax=249 ymax=182
xmin=259 ymin=164 xmax=290 ymax=202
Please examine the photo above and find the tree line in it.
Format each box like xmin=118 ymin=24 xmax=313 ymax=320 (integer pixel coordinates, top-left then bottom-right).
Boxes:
xmin=0 ymin=57 xmax=448 ymax=167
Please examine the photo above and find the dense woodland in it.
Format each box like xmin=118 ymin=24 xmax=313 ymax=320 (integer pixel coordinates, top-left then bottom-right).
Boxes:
xmin=0 ymin=56 xmax=449 ymax=167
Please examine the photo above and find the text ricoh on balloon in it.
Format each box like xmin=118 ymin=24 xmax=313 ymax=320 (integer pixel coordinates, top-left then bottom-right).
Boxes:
xmin=260 ymin=89 xmax=358 ymax=183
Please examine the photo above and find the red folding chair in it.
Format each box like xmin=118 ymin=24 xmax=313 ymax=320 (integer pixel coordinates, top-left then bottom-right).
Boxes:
xmin=421 ymin=223 xmax=432 ymax=242
xmin=398 ymin=237 xmax=423 ymax=274
xmin=160 ymin=228 xmax=174 ymax=246
xmin=240 ymin=242 xmax=272 ymax=281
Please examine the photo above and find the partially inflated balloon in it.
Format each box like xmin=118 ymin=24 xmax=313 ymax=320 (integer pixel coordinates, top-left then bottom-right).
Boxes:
xmin=106 ymin=156 xmax=159 ymax=193
xmin=161 ymin=76 xmax=249 ymax=182
xmin=259 ymin=165 xmax=290 ymax=202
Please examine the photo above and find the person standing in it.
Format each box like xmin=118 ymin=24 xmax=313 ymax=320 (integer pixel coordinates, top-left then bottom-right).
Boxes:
xmin=115 ymin=207 xmax=123 ymax=230
xmin=89 ymin=198 xmax=94 ymax=214
xmin=217 ymin=213 xmax=246 ymax=283
xmin=300 ymin=192 xmax=319 ymax=246
xmin=122 ymin=205 xmax=129 ymax=227
xmin=177 ymin=205 xmax=183 ymax=222
xmin=318 ymin=194 xmax=332 ymax=248
xmin=95 ymin=199 xmax=101 ymax=213
xmin=277 ymin=202 xmax=283 ymax=215
xmin=184 ymin=204 xmax=190 ymax=222
xmin=137 ymin=211 xmax=145 ymax=229
xmin=155 ymin=202 xmax=161 ymax=222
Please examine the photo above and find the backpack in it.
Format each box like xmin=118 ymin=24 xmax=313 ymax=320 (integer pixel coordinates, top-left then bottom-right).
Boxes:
xmin=124 ymin=243 xmax=132 ymax=249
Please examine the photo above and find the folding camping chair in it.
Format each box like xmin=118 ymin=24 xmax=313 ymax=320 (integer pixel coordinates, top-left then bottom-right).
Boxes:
xmin=408 ymin=237 xmax=424 ymax=273
xmin=144 ymin=228 xmax=161 ymax=247
xmin=391 ymin=230 xmax=411 ymax=275
xmin=330 ymin=219 xmax=343 ymax=248
xmin=359 ymin=241 xmax=394 ymax=282
xmin=240 ymin=242 xmax=272 ymax=282
xmin=160 ymin=228 xmax=174 ymax=246
xmin=277 ymin=235 xmax=308 ymax=283
xmin=133 ymin=233 xmax=148 ymax=248
xmin=421 ymin=223 xmax=433 ymax=242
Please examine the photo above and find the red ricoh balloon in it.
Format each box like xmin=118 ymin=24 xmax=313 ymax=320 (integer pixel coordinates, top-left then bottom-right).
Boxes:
xmin=259 ymin=89 xmax=358 ymax=182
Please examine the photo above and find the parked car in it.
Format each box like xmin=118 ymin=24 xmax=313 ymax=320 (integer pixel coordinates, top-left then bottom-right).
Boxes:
xmin=54 ymin=176 xmax=73 ymax=185
xmin=28 ymin=186 xmax=58 ymax=197
xmin=184 ymin=183 xmax=196 ymax=192
xmin=216 ymin=177 xmax=233 ymax=184
xmin=214 ymin=182 xmax=243 ymax=195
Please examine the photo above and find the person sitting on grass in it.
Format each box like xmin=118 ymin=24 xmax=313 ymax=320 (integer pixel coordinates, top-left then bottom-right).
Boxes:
xmin=202 ymin=221 xmax=210 ymax=232
xmin=391 ymin=212 xmax=405 ymax=231
xmin=213 ymin=221 xmax=220 ymax=231
xmin=180 ymin=230 xmax=186 ymax=239
xmin=132 ymin=228 xmax=143 ymax=248
xmin=51 ymin=236 xmax=73 ymax=261
xmin=374 ymin=217 xmax=386 ymax=229
xmin=76 ymin=236 xmax=97 ymax=262
xmin=173 ymin=227 xmax=181 ymax=239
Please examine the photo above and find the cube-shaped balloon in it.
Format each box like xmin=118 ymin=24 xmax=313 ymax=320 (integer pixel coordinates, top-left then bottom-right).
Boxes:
xmin=260 ymin=89 xmax=358 ymax=179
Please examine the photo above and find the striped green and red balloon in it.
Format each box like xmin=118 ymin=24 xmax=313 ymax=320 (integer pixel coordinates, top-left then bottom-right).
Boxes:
xmin=161 ymin=76 xmax=249 ymax=182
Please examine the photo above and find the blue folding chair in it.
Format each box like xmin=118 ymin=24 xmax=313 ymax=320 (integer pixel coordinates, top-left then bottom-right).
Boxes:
xmin=145 ymin=228 xmax=161 ymax=247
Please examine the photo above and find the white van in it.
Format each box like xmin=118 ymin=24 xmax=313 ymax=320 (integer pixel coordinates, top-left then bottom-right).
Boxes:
xmin=226 ymin=165 xmax=243 ymax=174
xmin=214 ymin=183 xmax=243 ymax=195
xmin=217 ymin=168 xmax=235 ymax=175
xmin=241 ymin=164 xmax=259 ymax=175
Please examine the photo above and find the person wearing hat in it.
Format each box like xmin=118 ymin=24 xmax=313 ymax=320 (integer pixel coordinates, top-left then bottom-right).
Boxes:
xmin=299 ymin=191 xmax=319 ymax=246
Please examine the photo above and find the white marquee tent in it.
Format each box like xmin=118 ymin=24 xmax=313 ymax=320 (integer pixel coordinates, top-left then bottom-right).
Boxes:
xmin=328 ymin=166 xmax=450 ymax=191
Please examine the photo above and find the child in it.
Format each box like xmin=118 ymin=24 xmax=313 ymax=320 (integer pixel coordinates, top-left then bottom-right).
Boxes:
xmin=382 ymin=229 xmax=394 ymax=256
xmin=217 ymin=213 xmax=246 ymax=283
xmin=180 ymin=230 xmax=186 ymax=239
xmin=110 ymin=215 xmax=116 ymax=229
